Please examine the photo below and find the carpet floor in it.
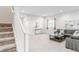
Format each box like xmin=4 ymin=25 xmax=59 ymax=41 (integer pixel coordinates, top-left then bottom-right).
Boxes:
xmin=29 ymin=34 xmax=76 ymax=52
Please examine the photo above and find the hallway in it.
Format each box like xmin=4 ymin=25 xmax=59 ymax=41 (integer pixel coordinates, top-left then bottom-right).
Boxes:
xmin=30 ymin=34 xmax=75 ymax=52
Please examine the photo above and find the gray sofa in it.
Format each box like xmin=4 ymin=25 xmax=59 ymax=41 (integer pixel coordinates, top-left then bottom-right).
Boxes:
xmin=66 ymin=31 xmax=79 ymax=51
xmin=64 ymin=29 xmax=75 ymax=38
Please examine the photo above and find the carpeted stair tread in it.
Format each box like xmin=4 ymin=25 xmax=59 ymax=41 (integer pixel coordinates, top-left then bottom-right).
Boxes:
xmin=0 ymin=43 xmax=16 ymax=52
xmin=0 ymin=37 xmax=15 ymax=42
xmin=0 ymin=23 xmax=16 ymax=52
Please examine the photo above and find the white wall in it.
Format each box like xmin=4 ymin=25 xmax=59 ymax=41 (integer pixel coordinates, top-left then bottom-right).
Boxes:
xmin=0 ymin=6 xmax=12 ymax=23
xmin=56 ymin=11 xmax=79 ymax=29
xmin=22 ymin=16 xmax=37 ymax=51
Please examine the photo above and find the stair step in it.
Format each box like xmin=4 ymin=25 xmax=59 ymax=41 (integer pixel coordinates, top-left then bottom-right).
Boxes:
xmin=0 ymin=32 xmax=14 ymax=38
xmin=0 ymin=43 xmax=16 ymax=52
xmin=0 ymin=27 xmax=12 ymax=28
xmin=0 ymin=23 xmax=16 ymax=52
xmin=0 ymin=37 xmax=15 ymax=46
xmin=0 ymin=31 xmax=13 ymax=34
xmin=0 ymin=27 xmax=13 ymax=32
xmin=0 ymin=23 xmax=12 ymax=27
xmin=0 ymin=37 xmax=15 ymax=42
xmin=2 ymin=47 xmax=16 ymax=52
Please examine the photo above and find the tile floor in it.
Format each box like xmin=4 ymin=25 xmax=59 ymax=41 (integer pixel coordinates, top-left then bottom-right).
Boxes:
xmin=29 ymin=34 xmax=76 ymax=52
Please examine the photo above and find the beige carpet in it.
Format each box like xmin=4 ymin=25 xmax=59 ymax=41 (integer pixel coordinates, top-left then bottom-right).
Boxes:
xmin=29 ymin=34 xmax=76 ymax=52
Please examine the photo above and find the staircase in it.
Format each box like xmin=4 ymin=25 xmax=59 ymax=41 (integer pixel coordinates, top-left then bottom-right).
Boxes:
xmin=0 ymin=23 xmax=16 ymax=52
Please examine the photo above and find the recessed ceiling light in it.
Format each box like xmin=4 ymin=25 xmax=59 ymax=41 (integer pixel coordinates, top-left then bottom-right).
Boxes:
xmin=21 ymin=10 xmax=25 ymax=13
xmin=59 ymin=10 xmax=64 ymax=13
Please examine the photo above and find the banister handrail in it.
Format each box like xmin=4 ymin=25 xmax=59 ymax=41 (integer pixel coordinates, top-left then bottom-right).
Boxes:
xmin=15 ymin=13 xmax=26 ymax=33
xmin=11 ymin=6 xmax=26 ymax=34
xmin=11 ymin=7 xmax=27 ymax=52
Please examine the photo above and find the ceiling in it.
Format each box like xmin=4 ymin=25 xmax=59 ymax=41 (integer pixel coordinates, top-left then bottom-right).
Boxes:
xmin=15 ymin=6 xmax=79 ymax=16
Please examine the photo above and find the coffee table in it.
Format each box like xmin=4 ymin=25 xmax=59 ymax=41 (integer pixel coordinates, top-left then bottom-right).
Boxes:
xmin=49 ymin=34 xmax=64 ymax=42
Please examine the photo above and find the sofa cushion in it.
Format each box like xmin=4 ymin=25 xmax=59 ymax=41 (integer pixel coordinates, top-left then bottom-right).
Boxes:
xmin=64 ymin=30 xmax=75 ymax=34
xmin=73 ymin=31 xmax=79 ymax=36
xmin=71 ymin=36 xmax=79 ymax=39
